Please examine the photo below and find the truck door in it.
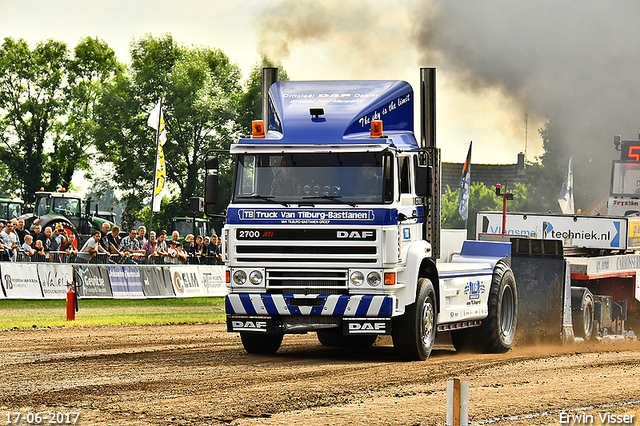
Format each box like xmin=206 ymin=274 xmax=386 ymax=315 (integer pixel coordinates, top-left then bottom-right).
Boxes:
xmin=398 ymin=155 xmax=421 ymax=260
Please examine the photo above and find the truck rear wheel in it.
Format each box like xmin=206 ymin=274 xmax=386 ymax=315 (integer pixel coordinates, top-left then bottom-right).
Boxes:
xmin=317 ymin=329 xmax=377 ymax=347
xmin=392 ymin=278 xmax=437 ymax=361
xmin=240 ymin=332 xmax=283 ymax=355
xmin=452 ymin=261 xmax=517 ymax=353
xmin=571 ymin=287 xmax=594 ymax=341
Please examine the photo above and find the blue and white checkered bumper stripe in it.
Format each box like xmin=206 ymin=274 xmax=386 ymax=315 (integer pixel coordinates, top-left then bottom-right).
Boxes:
xmin=226 ymin=294 xmax=394 ymax=317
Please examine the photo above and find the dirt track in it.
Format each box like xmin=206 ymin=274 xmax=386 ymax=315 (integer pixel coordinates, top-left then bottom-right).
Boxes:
xmin=1 ymin=323 xmax=639 ymax=425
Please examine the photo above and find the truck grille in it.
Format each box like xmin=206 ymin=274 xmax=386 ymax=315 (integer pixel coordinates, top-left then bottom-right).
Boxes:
xmin=266 ymin=269 xmax=348 ymax=295
xmin=232 ymin=228 xmax=380 ymax=265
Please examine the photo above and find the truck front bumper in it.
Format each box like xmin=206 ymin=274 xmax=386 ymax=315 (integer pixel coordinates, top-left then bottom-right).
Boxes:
xmin=225 ymin=294 xmax=395 ymax=317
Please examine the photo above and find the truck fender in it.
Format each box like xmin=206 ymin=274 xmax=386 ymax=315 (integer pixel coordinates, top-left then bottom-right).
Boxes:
xmin=402 ymin=240 xmax=438 ymax=309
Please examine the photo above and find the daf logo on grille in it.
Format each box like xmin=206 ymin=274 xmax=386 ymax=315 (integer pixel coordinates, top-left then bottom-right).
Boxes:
xmin=337 ymin=230 xmax=374 ymax=239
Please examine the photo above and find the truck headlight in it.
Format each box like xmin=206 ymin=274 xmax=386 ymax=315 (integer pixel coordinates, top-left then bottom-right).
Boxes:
xmin=367 ymin=271 xmax=381 ymax=287
xmin=350 ymin=271 xmax=364 ymax=286
xmin=233 ymin=270 xmax=247 ymax=285
xmin=249 ymin=270 xmax=263 ymax=285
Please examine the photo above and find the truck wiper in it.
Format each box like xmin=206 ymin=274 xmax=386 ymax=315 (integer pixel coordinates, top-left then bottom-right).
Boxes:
xmin=302 ymin=195 xmax=357 ymax=207
xmin=237 ymin=194 xmax=289 ymax=207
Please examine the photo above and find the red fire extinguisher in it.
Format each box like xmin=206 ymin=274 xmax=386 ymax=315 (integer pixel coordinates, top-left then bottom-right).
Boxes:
xmin=66 ymin=286 xmax=75 ymax=321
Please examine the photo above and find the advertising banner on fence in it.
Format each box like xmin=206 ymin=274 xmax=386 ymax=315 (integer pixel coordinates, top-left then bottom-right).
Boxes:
xmin=170 ymin=266 xmax=205 ymax=297
xmin=1 ymin=263 xmax=43 ymax=299
xmin=200 ymin=266 xmax=227 ymax=296
xmin=74 ymin=265 xmax=112 ymax=298
xmin=477 ymin=212 xmax=628 ymax=250
xmin=108 ymin=266 xmax=145 ymax=299
xmin=139 ymin=266 xmax=174 ymax=297
xmin=38 ymin=264 xmax=73 ymax=299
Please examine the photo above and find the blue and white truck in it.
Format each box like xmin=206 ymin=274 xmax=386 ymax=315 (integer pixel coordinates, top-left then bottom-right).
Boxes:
xmin=207 ymin=69 xmax=519 ymax=360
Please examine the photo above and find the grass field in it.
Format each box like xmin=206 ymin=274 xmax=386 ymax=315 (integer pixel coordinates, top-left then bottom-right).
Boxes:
xmin=0 ymin=297 xmax=226 ymax=329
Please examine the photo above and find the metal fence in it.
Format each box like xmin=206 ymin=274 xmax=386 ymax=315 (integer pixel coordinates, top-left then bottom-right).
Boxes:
xmin=12 ymin=250 xmax=223 ymax=265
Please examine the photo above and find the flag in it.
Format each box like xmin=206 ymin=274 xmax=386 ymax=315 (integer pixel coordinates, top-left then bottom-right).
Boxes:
xmin=458 ymin=142 xmax=472 ymax=221
xmin=558 ymin=156 xmax=574 ymax=214
xmin=148 ymin=100 xmax=167 ymax=145
xmin=153 ymin=143 xmax=166 ymax=212
xmin=148 ymin=100 xmax=167 ymax=212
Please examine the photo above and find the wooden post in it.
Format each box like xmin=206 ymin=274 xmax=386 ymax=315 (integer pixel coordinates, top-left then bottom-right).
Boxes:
xmin=446 ymin=377 xmax=469 ymax=426
xmin=453 ymin=378 xmax=461 ymax=426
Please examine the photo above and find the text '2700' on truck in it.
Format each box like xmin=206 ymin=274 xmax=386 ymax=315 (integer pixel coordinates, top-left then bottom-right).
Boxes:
xmin=206 ymin=68 xmax=520 ymax=361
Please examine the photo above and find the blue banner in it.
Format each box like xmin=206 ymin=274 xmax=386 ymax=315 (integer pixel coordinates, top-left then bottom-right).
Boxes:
xmin=227 ymin=208 xmax=397 ymax=226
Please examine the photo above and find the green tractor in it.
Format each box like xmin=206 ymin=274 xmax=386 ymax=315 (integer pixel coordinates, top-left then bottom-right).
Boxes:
xmin=0 ymin=196 xmax=24 ymax=222
xmin=171 ymin=216 xmax=215 ymax=240
xmin=22 ymin=191 xmax=115 ymax=247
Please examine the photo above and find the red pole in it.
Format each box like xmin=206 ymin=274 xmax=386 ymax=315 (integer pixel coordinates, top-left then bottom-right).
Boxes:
xmin=502 ymin=196 xmax=507 ymax=235
xmin=495 ymin=183 xmax=513 ymax=235
xmin=66 ymin=287 xmax=75 ymax=321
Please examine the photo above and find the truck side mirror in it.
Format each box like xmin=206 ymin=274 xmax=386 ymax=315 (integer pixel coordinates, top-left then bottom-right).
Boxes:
xmin=204 ymin=156 xmax=219 ymax=205
xmin=415 ymin=165 xmax=432 ymax=197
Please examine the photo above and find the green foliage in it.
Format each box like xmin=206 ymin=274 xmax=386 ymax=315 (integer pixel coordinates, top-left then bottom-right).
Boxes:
xmin=524 ymin=120 xmax=567 ymax=213
xmin=136 ymin=194 xmax=198 ymax=233
xmin=442 ymin=182 xmax=530 ymax=237
xmin=0 ymin=37 xmax=121 ymax=202
xmin=237 ymin=56 xmax=290 ymax=133
xmin=94 ymin=34 xmax=245 ymax=224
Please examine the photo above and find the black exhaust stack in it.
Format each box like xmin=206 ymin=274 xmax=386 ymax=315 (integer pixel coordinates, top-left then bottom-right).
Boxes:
xmin=420 ymin=68 xmax=441 ymax=259
xmin=262 ymin=68 xmax=279 ymax=134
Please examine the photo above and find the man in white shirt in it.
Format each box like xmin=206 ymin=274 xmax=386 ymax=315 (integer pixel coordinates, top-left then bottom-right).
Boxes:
xmin=76 ymin=231 xmax=108 ymax=263
xmin=0 ymin=222 xmax=18 ymax=261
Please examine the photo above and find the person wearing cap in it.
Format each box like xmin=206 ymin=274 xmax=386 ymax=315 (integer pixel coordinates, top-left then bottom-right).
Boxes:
xmin=166 ymin=239 xmax=178 ymax=260
xmin=175 ymin=242 xmax=188 ymax=263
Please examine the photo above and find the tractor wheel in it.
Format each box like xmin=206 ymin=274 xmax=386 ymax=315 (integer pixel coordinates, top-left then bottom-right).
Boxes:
xmin=47 ymin=220 xmax=79 ymax=249
xmin=482 ymin=261 xmax=518 ymax=353
xmin=452 ymin=261 xmax=517 ymax=353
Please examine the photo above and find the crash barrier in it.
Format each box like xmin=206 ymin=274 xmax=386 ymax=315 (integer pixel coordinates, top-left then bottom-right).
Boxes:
xmin=13 ymin=250 xmax=222 ymax=265
xmin=0 ymin=262 xmax=227 ymax=299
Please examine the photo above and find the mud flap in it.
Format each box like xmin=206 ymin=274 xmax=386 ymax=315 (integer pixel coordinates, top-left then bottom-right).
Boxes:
xmin=343 ymin=317 xmax=392 ymax=335
xmin=510 ymin=238 xmax=569 ymax=343
xmin=227 ymin=315 xmax=273 ymax=333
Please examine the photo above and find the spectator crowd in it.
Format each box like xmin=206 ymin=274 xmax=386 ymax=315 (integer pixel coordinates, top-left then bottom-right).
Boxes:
xmin=0 ymin=219 xmax=223 ymax=265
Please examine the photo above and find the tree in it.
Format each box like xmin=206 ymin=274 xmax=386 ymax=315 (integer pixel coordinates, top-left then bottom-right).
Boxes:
xmin=237 ymin=56 xmax=289 ymax=132
xmin=0 ymin=37 xmax=121 ymax=202
xmin=94 ymin=34 xmax=244 ymax=226
xmin=524 ymin=120 xmax=568 ymax=213
xmin=441 ymin=182 xmax=530 ymax=238
xmin=53 ymin=37 xmax=122 ymax=191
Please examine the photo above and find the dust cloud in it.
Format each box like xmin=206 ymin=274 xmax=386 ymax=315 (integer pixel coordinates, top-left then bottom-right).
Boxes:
xmin=255 ymin=0 xmax=640 ymax=203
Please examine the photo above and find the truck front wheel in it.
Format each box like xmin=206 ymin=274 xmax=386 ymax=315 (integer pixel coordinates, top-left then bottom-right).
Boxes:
xmin=392 ymin=278 xmax=437 ymax=361
xmin=240 ymin=332 xmax=283 ymax=355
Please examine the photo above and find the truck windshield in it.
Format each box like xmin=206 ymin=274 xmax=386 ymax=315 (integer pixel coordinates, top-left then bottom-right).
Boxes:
xmin=35 ymin=196 xmax=50 ymax=216
xmin=7 ymin=203 xmax=21 ymax=219
xmin=233 ymin=152 xmax=393 ymax=204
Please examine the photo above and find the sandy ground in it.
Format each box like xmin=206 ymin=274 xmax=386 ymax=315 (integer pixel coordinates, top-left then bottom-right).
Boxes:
xmin=0 ymin=323 xmax=639 ymax=425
